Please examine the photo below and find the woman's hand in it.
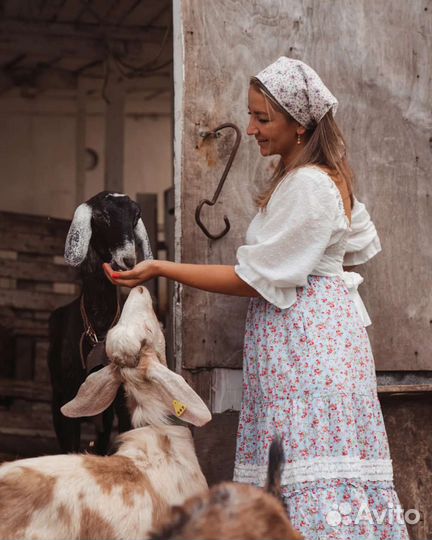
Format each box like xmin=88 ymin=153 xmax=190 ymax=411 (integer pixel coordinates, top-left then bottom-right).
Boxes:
xmin=103 ymin=260 xmax=158 ymax=288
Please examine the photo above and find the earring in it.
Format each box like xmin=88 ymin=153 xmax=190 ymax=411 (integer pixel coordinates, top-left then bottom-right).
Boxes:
xmin=297 ymin=133 xmax=301 ymax=145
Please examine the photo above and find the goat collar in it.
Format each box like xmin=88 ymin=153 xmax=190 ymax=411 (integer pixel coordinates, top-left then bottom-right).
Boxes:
xmin=80 ymin=289 xmax=121 ymax=345
xmin=79 ymin=289 xmax=121 ymax=371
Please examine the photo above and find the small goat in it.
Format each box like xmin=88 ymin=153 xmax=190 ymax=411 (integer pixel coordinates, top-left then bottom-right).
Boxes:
xmin=1 ymin=286 xmax=211 ymax=540
xmin=151 ymin=440 xmax=302 ymax=540
xmin=48 ymin=191 xmax=153 ymax=454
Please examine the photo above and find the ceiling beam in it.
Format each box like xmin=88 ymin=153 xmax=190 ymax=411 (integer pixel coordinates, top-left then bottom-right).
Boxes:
xmin=0 ymin=19 xmax=168 ymax=59
xmin=0 ymin=64 xmax=171 ymax=94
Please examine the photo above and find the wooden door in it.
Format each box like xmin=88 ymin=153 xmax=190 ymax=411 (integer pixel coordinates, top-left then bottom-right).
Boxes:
xmin=173 ymin=0 xmax=431 ymax=483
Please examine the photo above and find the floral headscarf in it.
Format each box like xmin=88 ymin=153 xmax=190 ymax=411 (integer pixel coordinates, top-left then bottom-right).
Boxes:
xmin=255 ymin=57 xmax=338 ymax=128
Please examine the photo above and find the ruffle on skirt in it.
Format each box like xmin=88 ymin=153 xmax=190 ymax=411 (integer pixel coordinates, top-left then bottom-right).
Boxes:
xmin=234 ymin=276 xmax=408 ymax=540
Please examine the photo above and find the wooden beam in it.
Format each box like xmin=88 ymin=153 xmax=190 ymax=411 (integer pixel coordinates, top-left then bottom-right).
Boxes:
xmin=0 ymin=230 xmax=66 ymax=255
xmin=0 ymin=312 xmax=49 ymax=337
xmin=0 ymin=19 xmax=167 ymax=59
xmin=0 ymin=258 xmax=77 ymax=283
xmin=0 ymin=377 xmax=51 ymax=402
xmin=0 ymin=210 xmax=69 ymax=236
xmin=0 ymin=289 xmax=74 ymax=311
xmin=378 ymin=384 xmax=432 ymax=395
xmin=104 ymin=69 xmax=125 ymax=192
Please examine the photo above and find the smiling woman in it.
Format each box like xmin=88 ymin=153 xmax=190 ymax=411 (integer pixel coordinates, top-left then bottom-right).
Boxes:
xmin=105 ymin=56 xmax=409 ymax=540
xmin=247 ymin=83 xmax=305 ymax=164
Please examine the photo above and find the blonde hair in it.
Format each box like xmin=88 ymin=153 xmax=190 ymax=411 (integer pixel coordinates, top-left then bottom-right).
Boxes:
xmin=250 ymin=78 xmax=354 ymax=219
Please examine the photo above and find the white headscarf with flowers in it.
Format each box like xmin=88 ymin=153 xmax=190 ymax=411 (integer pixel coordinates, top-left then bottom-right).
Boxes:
xmin=255 ymin=57 xmax=338 ymax=129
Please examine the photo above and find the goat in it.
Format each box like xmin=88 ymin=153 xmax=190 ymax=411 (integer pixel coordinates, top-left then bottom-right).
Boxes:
xmin=151 ymin=439 xmax=303 ymax=540
xmin=48 ymin=191 xmax=153 ymax=455
xmin=0 ymin=286 xmax=211 ymax=540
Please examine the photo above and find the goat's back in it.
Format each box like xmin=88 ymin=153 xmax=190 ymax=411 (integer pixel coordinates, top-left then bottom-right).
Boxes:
xmin=0 ymin=426 xmax=207 ymax=540
xmin=152 ymin=482 xmax=303 ymax=540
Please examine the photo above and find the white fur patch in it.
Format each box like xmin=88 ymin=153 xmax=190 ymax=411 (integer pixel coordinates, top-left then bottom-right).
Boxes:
xmin=111 ymin=240 xmax=136 ymax=270
xmin=106 ymin=193 xmax=127 ymax=198
xmin=134 ymin=218 xmax=153 ymax=260
xmin=64 ymin=203 xmax=92 ymax=266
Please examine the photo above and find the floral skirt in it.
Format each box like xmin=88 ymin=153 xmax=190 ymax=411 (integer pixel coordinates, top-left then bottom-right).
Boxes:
xmin=233 ymin=276 xmax=408 ymax=540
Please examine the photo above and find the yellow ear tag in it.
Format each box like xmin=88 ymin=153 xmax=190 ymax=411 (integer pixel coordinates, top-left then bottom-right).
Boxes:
xmin=173 ymin=399 xmax=187 ymax=417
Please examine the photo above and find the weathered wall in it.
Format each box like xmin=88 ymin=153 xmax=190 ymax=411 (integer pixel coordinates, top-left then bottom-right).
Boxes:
xmin=381 ymin=394 xmax=432 ymax=540
xmin=174 ymin=0 xmax=432 ymax=530
xmin=175 ymin=0 xmax=431 ymax=375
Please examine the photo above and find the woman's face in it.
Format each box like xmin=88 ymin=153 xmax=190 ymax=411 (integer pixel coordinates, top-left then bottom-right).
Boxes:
xmin=247 ymin=85 xmax=303 ymax=164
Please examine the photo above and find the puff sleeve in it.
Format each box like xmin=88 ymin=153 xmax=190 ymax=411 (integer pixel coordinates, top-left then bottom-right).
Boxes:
xmin=235 ymin=169 xmax=339 ymax=309
xmin=343 ymin=197 xmax=382 ymax=266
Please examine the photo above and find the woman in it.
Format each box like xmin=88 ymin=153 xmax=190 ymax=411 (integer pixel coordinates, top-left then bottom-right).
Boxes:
xmin=104 ymin=57 xmax=408 ymax=540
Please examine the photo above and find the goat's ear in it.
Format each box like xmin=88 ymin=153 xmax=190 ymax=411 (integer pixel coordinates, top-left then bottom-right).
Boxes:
xmin=146 ymin=358 xmax=212 ymax=427
xmin=61 ymin=365 xmax=121 ymax=418
xmin=64 ymin=203 xmax=93 ymax=266
xmin=134 ymin=218 xmax=153 ymax=261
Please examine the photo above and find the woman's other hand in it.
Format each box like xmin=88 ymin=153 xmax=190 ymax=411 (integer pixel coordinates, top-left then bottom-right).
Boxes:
xmin=103 ymin=260 xmax=158 ymax=288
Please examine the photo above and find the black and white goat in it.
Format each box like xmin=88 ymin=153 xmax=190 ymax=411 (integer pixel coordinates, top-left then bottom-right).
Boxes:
xmin=0 ymin=286 xmax=211 ymax=540
xmin=48 ymin=191 xmax=153 ymax=454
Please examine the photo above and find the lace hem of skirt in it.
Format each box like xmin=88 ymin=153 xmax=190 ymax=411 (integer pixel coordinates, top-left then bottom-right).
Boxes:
xmin=233 ymin=456 xmax=393 ymax=485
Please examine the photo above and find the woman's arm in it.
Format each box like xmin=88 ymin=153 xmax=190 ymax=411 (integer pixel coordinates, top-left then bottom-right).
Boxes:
xmin=103 ymin=261 xmax=259 ymax=297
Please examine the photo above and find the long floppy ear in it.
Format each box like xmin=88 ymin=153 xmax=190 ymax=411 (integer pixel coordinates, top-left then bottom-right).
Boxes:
xmin=64 ymin=203 xmax=93 ymax=266
xmin=147 ymin=358 xmax=211 ymax=427
xmin=61 ymin=365 xmax=121 ymax=418
xmin=134 ymin=218 xmax=153 ymax=261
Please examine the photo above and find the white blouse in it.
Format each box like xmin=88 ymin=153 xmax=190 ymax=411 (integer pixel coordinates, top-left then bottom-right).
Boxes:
xmin=235 ymin=166 xmax=381 ymax=326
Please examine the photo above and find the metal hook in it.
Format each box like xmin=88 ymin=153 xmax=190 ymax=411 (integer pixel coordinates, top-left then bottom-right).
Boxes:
xmin=195 ymin=123 xmax=241 ymax=240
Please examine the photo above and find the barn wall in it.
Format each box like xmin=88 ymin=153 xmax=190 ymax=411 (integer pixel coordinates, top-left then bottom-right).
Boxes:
xmin=0 ymin=93 xmax=173 ymax=222
xmin=176 ymin=0 xmax=431 ymax=374
xmin=174 ymin=0 xmax=431 ymax=533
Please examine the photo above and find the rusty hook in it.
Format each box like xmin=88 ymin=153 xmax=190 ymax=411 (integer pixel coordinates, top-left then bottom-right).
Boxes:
xmin=195 ymin=123 xmax=241 ymax=240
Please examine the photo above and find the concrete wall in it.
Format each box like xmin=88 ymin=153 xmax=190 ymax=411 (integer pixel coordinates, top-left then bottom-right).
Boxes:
xmin=0 ymin=92 xmax=172 ymax=222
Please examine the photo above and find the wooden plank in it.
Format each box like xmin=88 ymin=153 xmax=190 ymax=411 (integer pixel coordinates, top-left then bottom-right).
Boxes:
xmin=0 ymin=289 xmax=74 ymax=311
xmin=176 ymin=0 xmax=431 ymax=371
xmin=14 ymin=336 xmax=33 ymax=380
xmin=164 ymin=187 xmax=175 ymax=370
xmin=0 ymin=313 xmax=49 ymax=337
xmin=0 ymin=211 xmax=70 ymax=237
xmin=0 ymin=378 xmax=51 ymax=402
xmin=378 ymin=384 xmax=432 ymax=395
xmin=192 ymin=411 xmax=238 ymax=486
xmin=0 ymin=20 xmax=167 ymax=59
xmin=380 ymin=396 xmax=432 ymax=540
xmin=0 ymin=258 xmax=77 ymax=282
xmin=0 ymin=230 xmax=66 ymax=255
xmin=34 ymin=341 xmax=50 ymax=383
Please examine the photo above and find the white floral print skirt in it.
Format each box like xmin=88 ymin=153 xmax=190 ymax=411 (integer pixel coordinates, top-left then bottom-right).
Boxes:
xmin=233 ymin=275 xmax=409 ymax=540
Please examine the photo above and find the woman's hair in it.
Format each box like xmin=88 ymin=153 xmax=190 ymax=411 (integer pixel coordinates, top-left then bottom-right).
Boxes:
xmin=250 ymin=78 xmax=355 ymax=215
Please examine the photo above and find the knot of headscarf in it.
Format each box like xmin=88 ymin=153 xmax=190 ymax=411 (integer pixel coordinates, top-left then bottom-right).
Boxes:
xmin=255 ymin=57 xmax=338 ymax=129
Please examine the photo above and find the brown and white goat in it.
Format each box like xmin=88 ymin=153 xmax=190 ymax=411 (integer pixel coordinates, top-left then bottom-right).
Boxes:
xmin=0 ymin=286 xmax=211 ymax=540
xmin=151 ymin=439 xmax=303 ymax=540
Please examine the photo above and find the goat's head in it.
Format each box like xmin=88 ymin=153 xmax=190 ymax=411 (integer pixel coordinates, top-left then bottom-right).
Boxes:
xmin=61 ymin=286 xmax=211 ymax=428
xmin=105 ymin=286 xmax=166 ymax=368
xmin=64 ymin=191 xmax=153 ymax=270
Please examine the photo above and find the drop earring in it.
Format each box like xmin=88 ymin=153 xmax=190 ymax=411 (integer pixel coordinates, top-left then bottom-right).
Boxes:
xmin=297 ymin=133 xmax=301 ymax=145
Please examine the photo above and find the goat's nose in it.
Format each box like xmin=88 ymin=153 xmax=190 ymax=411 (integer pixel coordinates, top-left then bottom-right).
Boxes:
xmin=122 ymin=256 xmax=136 ymax=269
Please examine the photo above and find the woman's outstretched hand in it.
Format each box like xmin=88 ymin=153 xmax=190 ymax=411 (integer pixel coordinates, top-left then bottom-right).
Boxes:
xmin=103 ymin=261 xmax=158 ymax=288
